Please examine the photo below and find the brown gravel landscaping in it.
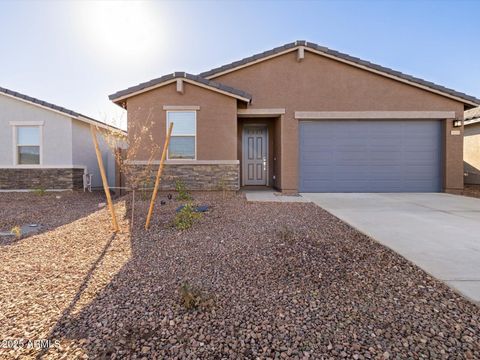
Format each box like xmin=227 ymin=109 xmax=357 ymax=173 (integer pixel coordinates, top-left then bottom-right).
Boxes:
xmin=0 ymin=191 xmax=105 ymax=245
xmin=0 ymin=191 xmax=479 ymax=359
xmin=463 ymin=185 xmax=480 ymax=200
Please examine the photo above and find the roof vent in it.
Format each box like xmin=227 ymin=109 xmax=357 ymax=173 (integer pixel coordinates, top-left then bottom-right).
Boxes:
xmin=297 ymin=46 xmax=305 ymax=62
xmin=176 ymin=79 xmax=184 ymax=94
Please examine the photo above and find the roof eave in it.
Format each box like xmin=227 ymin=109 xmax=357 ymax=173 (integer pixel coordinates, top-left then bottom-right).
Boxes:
xmin=200 ymin=41 xmax=480 ymax=108
xmin=0 ymin=88 xmax=125 ymax=134
xmin=77 ymin=115 xmax=127 ymax=135
xmin=109 ymin=76 xmax=252 ymax=104
xmin=464 ymin=118 xmax=480 ymax=126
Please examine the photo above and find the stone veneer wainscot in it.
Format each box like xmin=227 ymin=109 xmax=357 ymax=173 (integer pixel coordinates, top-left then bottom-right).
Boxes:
xmin=126 ymin=161 xmax=240 ymax=191
xmin=0 ymin=168 xmax=85 ymax=190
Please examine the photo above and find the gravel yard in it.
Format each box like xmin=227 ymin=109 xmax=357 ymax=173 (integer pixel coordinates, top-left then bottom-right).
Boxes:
xmin=463 ymin=185 xmax=480 ymax=200
xmin=0 ymin=191 xmax=105 ymax=245
xmin=0 ymin=191 xmax=479 ymax=359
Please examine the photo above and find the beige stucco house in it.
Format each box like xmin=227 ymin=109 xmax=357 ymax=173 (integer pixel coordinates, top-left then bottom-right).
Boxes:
xmin=0 ymin=86 xmax=126 ymax=191
xmin=464 ymin=107 xmax=480 ymax=184
xmin=110 ymin=40 xmax=480 ymax=193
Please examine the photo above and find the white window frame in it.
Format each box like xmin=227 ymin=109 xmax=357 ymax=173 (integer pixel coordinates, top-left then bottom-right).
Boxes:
xmin=10 ymin=121 xmax=44 ymax=166
xmin=166 ymin=110 xmax=197 ymax=160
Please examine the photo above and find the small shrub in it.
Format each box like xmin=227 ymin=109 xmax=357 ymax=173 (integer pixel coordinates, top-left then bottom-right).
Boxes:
xmin=33 ymin=187 xmax=46 ymax=196
xmin=179 ymin=282 xmax=213 ymax=311
xmin=175 ymin=179 xmax=191 ymax=201
xmin=173 ymin=203 xmax=201 ymax=230
xmin=141 ymin=179 xmax=152 ymax=201
xmin=277 ymin=225 xmax=295 ymax=244
xmin=11 ymin=226 xmax=22 ymax=239
xmin=217 ymin=176 xmax=228 ymax=199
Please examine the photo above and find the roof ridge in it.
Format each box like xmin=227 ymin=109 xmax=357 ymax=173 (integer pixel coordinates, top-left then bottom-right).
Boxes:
xmin=109 ymin=72 xmax=252 ymax=102
xmin=197 ymin=40 xmax=480 ymax=106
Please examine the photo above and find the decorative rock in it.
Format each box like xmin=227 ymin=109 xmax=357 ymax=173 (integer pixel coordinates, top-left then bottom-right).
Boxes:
xmin=0 ymin=191 xmax=479 ymax=359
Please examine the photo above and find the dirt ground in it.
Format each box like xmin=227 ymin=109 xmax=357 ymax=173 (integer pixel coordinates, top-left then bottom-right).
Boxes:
xmin=0 ymin=191 xmax=478 ymax=359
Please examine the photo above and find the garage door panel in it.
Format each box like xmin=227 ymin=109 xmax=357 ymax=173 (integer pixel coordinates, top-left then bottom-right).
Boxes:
xmin=404 ymin=165 xmax=439 ymax=179
xmin=363 ymin=166 xmax=403 ymax=179
xmin=300 ymin=127 xmax=334 ymax=140
xmin=299 ymin=120 xmax=442 ymax=192
xmin=315 ymin=180 xmax=402 ymax=192
xmin=302 ymin=151 xmax=334 ymax=162
xmin=336 ymin=150 xmax=370 ymax=161
xmin=336 ymin=153 xmax=400 ymax=165
xmin=404 ymin=121 xmax=439 ymax=132
xmin=369 ymin=131 xmax=401 ymax=139
xmin=301 ymin=165 xmax=334 ymax=177
xmin=405 ymin=139 xmax=438 ymax=147
xmin=367 ymin=138 xmax=403 ymax=147
xmin=403 ymin=152 xmax=437 ymax=164
xmin=335 ymin=165 xmax=401 ymax=180
xmin=369 ymin=151 xmax=402 ymax=161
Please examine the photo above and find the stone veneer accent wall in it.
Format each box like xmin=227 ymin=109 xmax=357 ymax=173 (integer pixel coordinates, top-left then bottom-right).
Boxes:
xmin=0 ymin=168 xmax=84 ymax=190
xmin=126 ymin=163 xmax=240 ymax=191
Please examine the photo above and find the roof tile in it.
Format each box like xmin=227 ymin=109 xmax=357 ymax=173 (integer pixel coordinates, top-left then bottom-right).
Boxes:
xmin=109 ymin=72 xmax=252 ymax=102
xmin=198 ymin=40 xmax=480 ymax=106
xmin=0 ymin=86 xmax=124 ymax=132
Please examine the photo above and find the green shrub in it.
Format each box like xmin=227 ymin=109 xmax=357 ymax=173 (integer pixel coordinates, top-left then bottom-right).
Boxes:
xmin=217 ymin=176 xmax=228 ymax=199
xmin=179 ymin=282 xmax=213 ymax=311
xmin=175 ymin=179 xmax=191 ymax=201
xmin=277 ymin=225 xmax=296 ymax=244
xmin=141 ymin=179 xmax=153 ymax=201
xmin=33 ymin=187 xmax=46 ymax=196
xmin=11 ymin=226 xmax=22 ymax=239
xmin=173 ymin=203 xmax=201 ymax=230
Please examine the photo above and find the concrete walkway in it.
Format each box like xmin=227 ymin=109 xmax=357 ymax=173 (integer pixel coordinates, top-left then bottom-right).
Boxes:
xmin=301 ymin=193 xmax=480 ymax=303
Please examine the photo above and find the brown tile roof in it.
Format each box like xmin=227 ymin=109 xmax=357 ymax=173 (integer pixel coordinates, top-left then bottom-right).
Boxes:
xmin=109 ymin=72 xmax=252 ymax=103
xmin=199 ymin=40 xmax=480 ymax=107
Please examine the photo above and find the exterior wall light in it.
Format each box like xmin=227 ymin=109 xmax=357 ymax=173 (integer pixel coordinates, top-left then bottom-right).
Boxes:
xmin=453 ymin=120 xmax=462 ymax=128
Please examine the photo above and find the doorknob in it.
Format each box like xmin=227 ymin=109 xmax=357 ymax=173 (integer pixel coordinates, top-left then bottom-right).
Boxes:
xmin=263 ymin=156 xmax=267 ymax=171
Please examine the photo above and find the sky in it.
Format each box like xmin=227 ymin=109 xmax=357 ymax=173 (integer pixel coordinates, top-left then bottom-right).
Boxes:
xmin=1 ymin=0 xmax=479 ymax=130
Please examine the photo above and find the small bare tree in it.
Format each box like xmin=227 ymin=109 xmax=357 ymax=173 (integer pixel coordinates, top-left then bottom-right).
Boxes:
xmin=100 ymin=108 xmax=162 ymax=191
xmin=97 ymin=109 xmax=164 ymax=229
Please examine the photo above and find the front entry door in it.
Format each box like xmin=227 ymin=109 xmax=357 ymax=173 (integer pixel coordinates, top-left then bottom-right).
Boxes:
xmin=243 ymin=126 xmax=268 ymax=186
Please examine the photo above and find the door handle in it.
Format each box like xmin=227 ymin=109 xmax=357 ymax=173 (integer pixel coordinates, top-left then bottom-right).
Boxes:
xmin=263 ymin=156 xmax=267 ymax=171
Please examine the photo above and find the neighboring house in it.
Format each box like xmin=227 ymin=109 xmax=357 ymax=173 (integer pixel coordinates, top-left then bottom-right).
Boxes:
xmin=110 ymin=40 xmax=480 ymax=193
xmin=464 ymin=107 xmax=480 ymax=184
xmin=0 ymin=86 xmax=126 ymax=191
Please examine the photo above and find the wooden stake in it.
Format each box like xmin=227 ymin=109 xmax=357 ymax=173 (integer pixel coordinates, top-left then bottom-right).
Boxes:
xmin=131 ymin=190 xmax=135 ymax=229
xmin=90 ymin=125 xmax=119 ymax=232
xmin=145 ymin=122 xmax=174 ymax=230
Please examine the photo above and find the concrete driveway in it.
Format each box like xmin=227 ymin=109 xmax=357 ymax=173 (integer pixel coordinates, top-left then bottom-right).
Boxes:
xmin=301 ymin=193 xmax=480 ymax=303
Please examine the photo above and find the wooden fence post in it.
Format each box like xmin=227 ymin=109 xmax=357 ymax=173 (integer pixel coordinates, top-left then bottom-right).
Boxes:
xmin=90 ymin=125 xmax=119 ymax=232
xmin=145 ymin=122 xmax=174 ymax=230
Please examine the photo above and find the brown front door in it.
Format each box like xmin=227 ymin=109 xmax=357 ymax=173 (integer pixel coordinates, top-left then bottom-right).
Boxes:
xmin=243 ymin=126 xmax=268 ymax=186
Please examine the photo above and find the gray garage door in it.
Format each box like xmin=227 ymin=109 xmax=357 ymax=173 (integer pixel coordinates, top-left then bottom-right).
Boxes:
xmin=299 ymin=120 xmax=442 ymax=192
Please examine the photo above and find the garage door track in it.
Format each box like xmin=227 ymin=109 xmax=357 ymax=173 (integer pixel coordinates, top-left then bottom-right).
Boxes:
xmin=302 ymin=193 xmax=480 ymax=303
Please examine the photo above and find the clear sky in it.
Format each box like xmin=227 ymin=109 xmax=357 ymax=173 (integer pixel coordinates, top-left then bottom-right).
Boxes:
xmin=1 ymin=0 xmax=479 ymax=129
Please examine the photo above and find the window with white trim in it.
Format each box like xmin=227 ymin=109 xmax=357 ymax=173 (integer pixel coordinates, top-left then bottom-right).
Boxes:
xmin=167 ymin=111 xmax=196 ymax=160
xmin=16 ymin=126 xmax=41 ymax=164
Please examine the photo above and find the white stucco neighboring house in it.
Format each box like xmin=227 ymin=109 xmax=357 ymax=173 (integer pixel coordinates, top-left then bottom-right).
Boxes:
xmin=0 ymin=86 xmax=126 ymax=191
xmin=464 ymin=107 xmax=480 ymax=185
